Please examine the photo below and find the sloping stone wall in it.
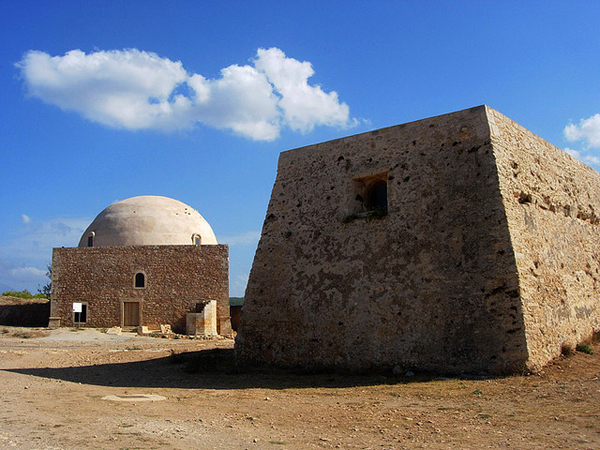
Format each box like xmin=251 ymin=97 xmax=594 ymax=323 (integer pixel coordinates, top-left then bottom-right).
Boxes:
xmin=237 ymin=106 xmax=531 ymax=373
xmin=489 ymin=107 xmax=600 ymax=370
xmin=237 ymin=105 xmax=600 ymax=374
xmin=51 ymin=245 xmax=230 ymax=335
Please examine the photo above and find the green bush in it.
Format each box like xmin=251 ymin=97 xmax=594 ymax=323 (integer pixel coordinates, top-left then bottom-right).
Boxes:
xmin=365 ymin=206 xmax=388 ymax=222
xmin=1 ymin=290 xmax=48 ymax=299
xmin=3 ymin=289 xmax=32 ymax=299
xmin=576 ymin=343 xmax=594 ymax=355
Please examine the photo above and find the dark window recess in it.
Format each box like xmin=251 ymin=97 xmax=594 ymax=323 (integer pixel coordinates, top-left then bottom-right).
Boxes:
xmin=134 ymin=272 xmax=145 ymax=288
xmin=367 ymin=181 xmax=387 ymax=210
xmin=87 ymin=234 xmax=94 ymax=247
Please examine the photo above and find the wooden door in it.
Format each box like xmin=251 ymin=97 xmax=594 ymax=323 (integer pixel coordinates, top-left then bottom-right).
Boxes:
xmin=123 ymin=302 xmax=140 ymax=327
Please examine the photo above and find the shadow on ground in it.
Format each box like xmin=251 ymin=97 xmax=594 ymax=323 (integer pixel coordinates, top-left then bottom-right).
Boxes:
xmin=3 ymin=348 xmax=445 ymax=390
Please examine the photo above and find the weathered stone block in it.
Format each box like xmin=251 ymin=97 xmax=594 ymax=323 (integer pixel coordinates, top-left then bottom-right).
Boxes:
xmin=235 ymin=105 xmax=600 ymax=374
xmin=186 ymin=300 xmax=217 ymax=336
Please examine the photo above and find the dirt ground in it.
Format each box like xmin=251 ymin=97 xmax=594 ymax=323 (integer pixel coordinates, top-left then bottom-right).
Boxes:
xmin=0 ymin=327 xmax=598 ymax=450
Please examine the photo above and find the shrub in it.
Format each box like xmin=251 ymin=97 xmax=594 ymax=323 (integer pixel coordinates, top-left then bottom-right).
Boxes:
xmin=2 ymin=290 xmax=48 ymax=300
xmin=365 ymin=206 xmax=388 ymax=222
xmin=576 ymin=343 xmax=594 ymax=355
xmin=2 ymin=289 xmax=34 ymax=299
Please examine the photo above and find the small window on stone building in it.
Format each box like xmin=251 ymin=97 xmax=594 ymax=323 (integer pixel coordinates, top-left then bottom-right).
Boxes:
xmin=367 ymin=180 xmax=387 ymax=210
xmin=87 ymin=232 xmax=95 ymax=247
xmin=79 ymin=304 xmax=87 ymax=322
xmin=192 ymin=234 xmax=201 ymax=246
xmin=134 ymin=272 xmax=146 ymax=289
xmin=351 ymin=172 xmax=389 ymax=215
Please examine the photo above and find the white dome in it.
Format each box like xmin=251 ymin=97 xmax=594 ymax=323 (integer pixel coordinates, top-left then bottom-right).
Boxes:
xmin=78 ymin=196 xmax=218 ymax=247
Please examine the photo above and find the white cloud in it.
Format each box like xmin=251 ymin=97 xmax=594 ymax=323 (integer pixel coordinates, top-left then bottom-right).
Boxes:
xmin=564 ymin=114 xmax=600 ymax=148
xmin=21 ymin=214 xmax=31 ymax=224
xmin=9 ymin=265 xmax=46 ymax=279
xmin=563 ymin=147 xmax=580 ymax=158
xmin=17 ymin=47 xmax=356 ymax=141
xmin=0 ymin=260 xmax=48 ymax=292
xmin=192 ymin=63 xmax=281 ymax=140
xmin=254 ymin=48 xmax=355 ymax=133
xmin=564 ymin=147 xmax=600 ymax=167
xmin=17 ymin=49 xmax=189 ymax=131
xmin=585 ymin=155 xmax=600 ymax=164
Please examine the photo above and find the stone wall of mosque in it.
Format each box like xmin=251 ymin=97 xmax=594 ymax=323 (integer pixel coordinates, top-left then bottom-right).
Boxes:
xmin=51 ymin=245 xmax=230 ymax=335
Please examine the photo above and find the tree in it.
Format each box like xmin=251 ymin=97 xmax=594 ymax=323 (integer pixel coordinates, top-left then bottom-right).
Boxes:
xmin=37 ymin=264 xmax=51 ymax=298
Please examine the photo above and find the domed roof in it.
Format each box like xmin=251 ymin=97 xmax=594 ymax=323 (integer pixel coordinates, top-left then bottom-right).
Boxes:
xmin=78 ymin=196 xmax=218 ymax=247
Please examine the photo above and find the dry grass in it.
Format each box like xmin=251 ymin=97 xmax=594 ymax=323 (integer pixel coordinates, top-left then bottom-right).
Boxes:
xmin=0 ymin=326 xmax=48 ymax=339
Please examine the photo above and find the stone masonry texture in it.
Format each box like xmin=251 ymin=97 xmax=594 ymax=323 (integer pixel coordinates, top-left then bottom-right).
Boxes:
xmin=51 ymin=245 xmax=231 ymax=335
xmin=235 ymin=105 xmax=600 ymax=374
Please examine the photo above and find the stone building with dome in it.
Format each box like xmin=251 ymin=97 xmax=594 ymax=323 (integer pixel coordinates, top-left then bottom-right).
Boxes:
xmin=49 ymin=196 xmax=231 ymax=335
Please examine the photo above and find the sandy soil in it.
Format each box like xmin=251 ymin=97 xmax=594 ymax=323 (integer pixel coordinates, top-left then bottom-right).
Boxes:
xmin=0 ymin=326 xmax=598 ymax=450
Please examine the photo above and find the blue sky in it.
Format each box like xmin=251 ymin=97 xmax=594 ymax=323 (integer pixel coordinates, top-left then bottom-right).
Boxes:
xmin=1 ymin=1 xmax=599 ymax=296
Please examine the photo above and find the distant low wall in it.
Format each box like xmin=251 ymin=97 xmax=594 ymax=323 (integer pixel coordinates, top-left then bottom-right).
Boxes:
xmin=0 ymin=298 xmax=50 ymax=327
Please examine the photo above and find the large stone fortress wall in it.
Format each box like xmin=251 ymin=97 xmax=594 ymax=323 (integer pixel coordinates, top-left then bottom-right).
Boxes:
xmin=236 ymin=105 xmax=600 ymax=374
xmin=51 ymin=245 xmax=230 ymax=335
xmin=489 ymin=109 xmax=600 ymax=370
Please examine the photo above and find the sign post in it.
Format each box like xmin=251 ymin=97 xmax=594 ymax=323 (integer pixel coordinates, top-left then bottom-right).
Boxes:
xmin=73 ymin=302 xmax=82 ymax=328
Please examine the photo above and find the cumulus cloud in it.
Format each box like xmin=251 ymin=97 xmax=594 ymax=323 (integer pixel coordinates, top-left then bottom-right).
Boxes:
xmin=253 ymin=48 xmax=355 ymax=133
xmin=564 ymin=114 xmax=600 ymax=148
xmin=563 ymin=114 xmax=600 ymax=169
xmin=17 ymin=47 xmax=355 ymax=140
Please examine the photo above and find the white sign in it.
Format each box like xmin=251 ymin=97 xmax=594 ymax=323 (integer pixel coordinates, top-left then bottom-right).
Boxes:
xmin=73 ymin=302 xmax=83 ymax=313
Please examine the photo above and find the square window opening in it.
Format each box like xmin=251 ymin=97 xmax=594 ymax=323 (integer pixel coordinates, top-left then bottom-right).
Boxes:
xmin=350 ymin=172 xmax=389 ymax=217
